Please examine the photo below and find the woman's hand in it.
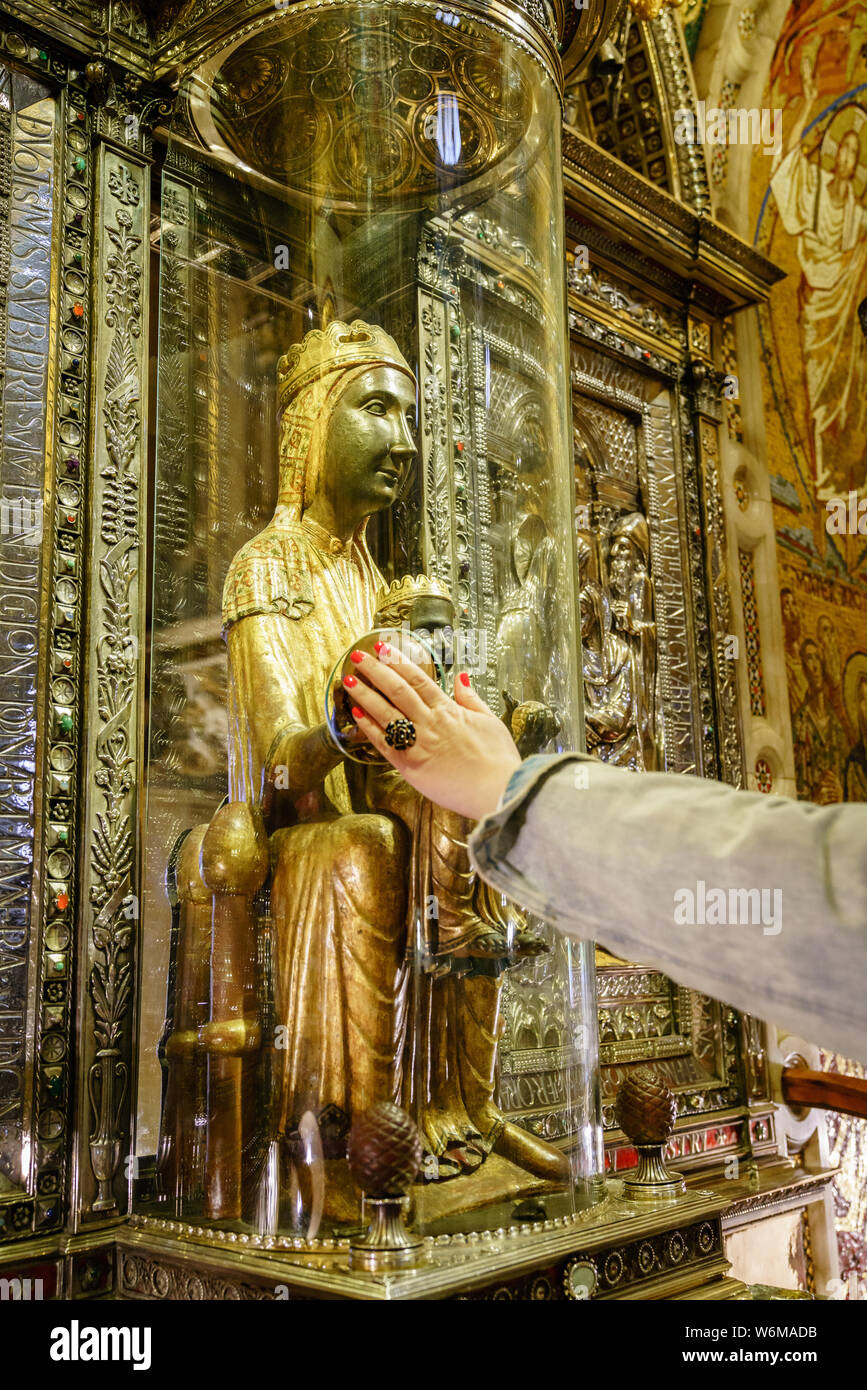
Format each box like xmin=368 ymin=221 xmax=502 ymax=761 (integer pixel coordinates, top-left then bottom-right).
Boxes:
xmin=344 ymin=650 xmax=522 ymax=821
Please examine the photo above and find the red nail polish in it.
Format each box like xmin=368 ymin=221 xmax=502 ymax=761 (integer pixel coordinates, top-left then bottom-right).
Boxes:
xmin=374 ymin=641 xmax=385 ymax=654
xmin=343 ymin=674 xmax=358 ymax=688
xmin=459 ymin=672 xmax=471 ymax=687
xmin=352 ymin=707 xmax=364 ymax=720
xmin=350 ymin=650 xmax=364 ymax=664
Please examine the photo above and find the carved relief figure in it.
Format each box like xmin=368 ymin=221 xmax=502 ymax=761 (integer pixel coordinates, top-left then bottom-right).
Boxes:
xmin=495 ymin=414 xmax=559 ymax=710
xmin=497 ymin=511 xmax=556 ymax=708
xmin=161 ymin=322 xmax=567 ymax=1226
xmin=494 ymin=413 xmax=562 ymax=757
xmin=607 ymin=512 xmax=658 ymax=770
xmin=577 ymin=537 xmax=645 ymax=770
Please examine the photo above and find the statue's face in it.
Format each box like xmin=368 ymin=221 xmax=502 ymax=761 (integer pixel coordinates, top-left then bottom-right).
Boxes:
xmin=610 ymin=538 xmax=633 ymax=592
xmin=322 ymin=366 xmax=417 ymax=518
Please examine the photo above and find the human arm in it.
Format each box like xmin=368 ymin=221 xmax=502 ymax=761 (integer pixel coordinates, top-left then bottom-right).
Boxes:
xmin=346 ymin=650 xmax=867 ymax=1062
xmin=469 ymin=753 xmax=867 ymax=1063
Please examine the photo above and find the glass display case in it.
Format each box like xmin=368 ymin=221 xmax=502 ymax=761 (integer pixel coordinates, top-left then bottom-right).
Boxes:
xmin=134 ymin=3 xmax=605 ymax=1251
xmin=0 ymin=0 xmax=809 ymax=1308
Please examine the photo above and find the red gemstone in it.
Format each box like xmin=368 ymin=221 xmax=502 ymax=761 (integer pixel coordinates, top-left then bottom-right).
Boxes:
xmin=72 ymin=303 xmax=84 ymax=318
xmin=56 ymin=891 xmax=69 ymax=911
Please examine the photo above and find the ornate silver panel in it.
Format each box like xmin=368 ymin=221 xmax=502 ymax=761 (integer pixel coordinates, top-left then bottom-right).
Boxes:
xmin=0 ymin=35 xmax=99 ymax=1240
xmin=572 ymin=346 xmax=703 ymax=776
xmin=73 ymin=138 xmax=150 ymax=1222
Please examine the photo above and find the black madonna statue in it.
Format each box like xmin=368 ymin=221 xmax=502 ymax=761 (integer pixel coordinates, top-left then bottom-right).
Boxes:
xmin=159 ymin=321 xmax=571 ymax=1229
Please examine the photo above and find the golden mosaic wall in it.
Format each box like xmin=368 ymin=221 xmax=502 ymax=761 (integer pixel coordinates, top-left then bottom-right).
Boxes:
xmin=750 ymin=0 xmax=867 ymax=1278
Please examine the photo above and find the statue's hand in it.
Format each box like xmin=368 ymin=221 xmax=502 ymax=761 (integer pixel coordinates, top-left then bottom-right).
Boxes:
xmin=611 ymin=599 xmax=630 ymax=628
xmin=584 ymin=721 xmax=601 ymax=751
xmin=332 ymin=684 xmax=374 ymax=753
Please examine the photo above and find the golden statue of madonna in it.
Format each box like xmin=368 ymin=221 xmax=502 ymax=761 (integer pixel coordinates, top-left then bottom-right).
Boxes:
xmin=160 ymin=321 xmax=569 ymax=1231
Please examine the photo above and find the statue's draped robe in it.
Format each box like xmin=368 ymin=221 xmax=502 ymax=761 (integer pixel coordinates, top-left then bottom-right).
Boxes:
xmin=223 ymin=514 xmax=503 ymax=1159
xmin=583 ymin=617 xmax=644 ymax=771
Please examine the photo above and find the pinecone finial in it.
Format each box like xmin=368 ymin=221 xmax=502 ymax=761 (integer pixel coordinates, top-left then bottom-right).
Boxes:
xmin=615 ymin=1068 xmax=686 ymax=1202
xmin=347 ymin=1104 xmax=425 ymax=1271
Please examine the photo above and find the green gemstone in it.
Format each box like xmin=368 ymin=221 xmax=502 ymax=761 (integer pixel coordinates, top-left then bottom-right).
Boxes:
xmin=74 ymin=156 xmax=86 ymax=173
xmin=64 ymin=557 xmax=75 ymax=572
xmin=72 ymin=252 xmax=82 ymax=266
xmin=47 ymin=1074 xmax=61 ymax=1096
xmin=60 ymin=714 xmax=73 ymax=733
xmin=53 ymin=958 xmax=64 ymax=973
xmin=38 ymin=49 xmax=48 ymax=61
xmin=57 ymin=828 xmax=68 ymax=844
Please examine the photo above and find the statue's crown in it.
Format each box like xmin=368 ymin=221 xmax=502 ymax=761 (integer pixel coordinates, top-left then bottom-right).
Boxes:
xmin=277 ymin=319 xmax=413 ymax=413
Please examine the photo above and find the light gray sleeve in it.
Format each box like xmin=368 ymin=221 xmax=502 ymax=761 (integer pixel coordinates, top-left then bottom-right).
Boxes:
xmin=468 ymin=753 xmax=867 ymax=1064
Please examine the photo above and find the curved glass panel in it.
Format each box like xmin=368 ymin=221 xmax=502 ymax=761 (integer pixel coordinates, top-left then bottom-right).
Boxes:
xmin=137 ymin=3 xmax=604 ymax=1250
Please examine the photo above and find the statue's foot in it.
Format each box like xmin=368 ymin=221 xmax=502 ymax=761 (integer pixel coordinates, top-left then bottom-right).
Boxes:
xmin=429 ymin=1153 xmax=463 ymax=1181
xmin=437 ymin=928 xmax=548 ymax=963
xmin=511 ymin=928 xmax=548 ymax=959
xmin=446 ymin=1143 xmax=485 ymax=1174
xmin=492 ymin=1122 xmax=571 ymax=1184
